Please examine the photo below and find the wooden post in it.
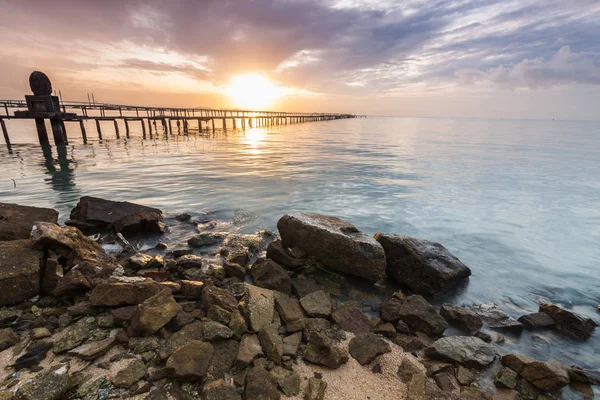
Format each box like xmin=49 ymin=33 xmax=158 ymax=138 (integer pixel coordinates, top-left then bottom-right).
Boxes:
xmin=95 ymin=119 xmax=103 ymax=140
xmin=0 ymin=119 xmax=10 ymax=149
xmin=50 ymin=119 xmax=66 ymax=145
xmin=222 ymin=118 xmax=226 ymax=130
xmin=197 ymin=119 xmax=202 ymax=132
xmin=168 ymin=119 xmax=173 ymax=135
xmin=79 ymin=120 xmax=87 ymax=143
xmin=249 ymin=117 xmax=253 ymax=128
xmin=114 ymin=119 xmax=120 ymax=139
xmin=211 ymin=119 xmax=215 ymax=131
xmin=233 ymin=118 xmax=236 ymax=129
xmin=35 ymin=118 xmax=49 ymax=145
xmin=183 ymin=119 xmax=189 ymax=134
xmin=124 ymin=119 xmax=130 ymax=138
xmin=242 ymin=117 xmax=246 ymax=129
xmin=147 ymin=119 xmax=152 ymax=138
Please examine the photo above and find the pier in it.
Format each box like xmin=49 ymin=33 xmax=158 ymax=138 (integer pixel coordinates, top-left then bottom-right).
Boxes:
xmin=0 ymin=72 xmax=359 ymax=150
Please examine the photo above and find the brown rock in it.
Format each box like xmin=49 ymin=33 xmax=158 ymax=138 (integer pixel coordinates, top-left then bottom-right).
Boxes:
xmin=68 ymin=336 xmax=115 ymax=360
xmin=266 ymin=239 xmax=307 ymax=270
xmin=0 ymin=239 xmax=43 ymax=305
xmin=90 ymin=281 xmax=161 ymax=306
xmin=0 ymin=328 xmax=19 ymax=350
xmin=440 ymin=304 xmax=483 ymax=334
xmin=394 ymin=295 xmax=448 ymax=337
xmin=349 ymin=332 xmax=391 ymax=365
xmin=180 ymin=280 xmax=205 ymax=298
xmin=128 ymin=289 xmax=182 ymax=336
xmin=113 ymin=358 xmax=147 ymax=388
xmin=0 ymin=202 xmax=58 ymax=241
xmin=331 ymin=305 xmax=372 ymax=334
xmin=274 ymin=292 xmax=305 ymax=323
xmin=245 ymin=366 xmax=280 ymax=400
xmin=52 ymin=270 xmax=92 ymax=298
xmin=250 ymin=258 xmax=292 ymax=294
xmin=166 ymin=340 xmax=214 ymax=380
xmin=299 ymin=290 xmax=332 ymax=318
xmin=304 ymin=331 xmax=349 ymax=369
xmin=258 ymin=323 xmax=283 ymax=363
xmin=201 ymin=283 xmax=238 ymax=312
xmin=305 ymin=377 xmax=327 ymax=400
xmin=540 ymin=303 xmax=596 ymax=340
xmin=236 ymin=334 xmax=264 ymax=367
xmin=242 ymin=283 xmax=275 ymax=332
xmin=202 ymin=379 xmax=241 ymax=400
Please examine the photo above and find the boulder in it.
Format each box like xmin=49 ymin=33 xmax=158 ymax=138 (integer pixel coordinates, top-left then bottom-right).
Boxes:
xmin=223 ymin=261 xmax=246 ymax=279
xmin=471 ymin=304 xmax=524 ymax=334
xmin=0 ymin=239 xmax=44 ymax=305
xmin=67 ymin=196 xmax=164 ymax=235
xmin=274 ymin=292 xmax=305 ymax=323
xmin=245 ymin=366 xmax=280 ymax=400
xmin=166 ymin=340 xmax=214 ymax=380
xmin=277 ymin=213 xmax=386 ymax=281
xmin=374 ymin=233 xmax=471 ymax=295
xmin=128 ymin=289 xmax=182 ymax=336
xmin=425 ymin=336 xmax=495 ymax=369
xmin=539 ymin=303 xmax=596 ymax=340
xmin=0 ymin=202 xmax=58 ymax=241
xmin=501 ymin=354 xmax=570 ymax=392
xmin=266 ymin=239 xmax=307 ymax=270
xmin=236 ymin=334 xmax=264 ymax=367
xmin=331 ymin=305 xmax=372 ymax=334
xmin=242 ymin=284 xmax=275 ymax=332
xmin=52 ymin=270 xmax=92 ymax=298
xmin=517 ymin=312 xmax=556 ymax=330
xmin=90 ymin=281 xmax=161 ymax=306
xmin=259 ymin=323 xmax=283 ymax=362
xmin=349 ymin=332 xmax=391 ymax=365
xmin=188 ymin=232 xmax=226 ymax=248
xmin=203 ymin=320 xmax=233 ymax=341
xmin=305 ymin=377 xmax=327 ymax=400
xmin=394 ymin=295 xmax=448 ymax=337
xmin=68 ymin=336 xmax=115 ymax=360
xmin=304 ymin=331 xmax=349 ymax=369
xmin=201 ymin=283 xmax=238 ymax=312
xmin=15 ymin=366 xmax=70 ymax=400
xmin=250 ymin=258 xmax=292 ymax=294
xmin=112 ymin=358 xmax=147 ymax=388
xmin=202 ymin=379 xmax=241 ymax=400
xmin=440 ymin=304 xmax=482 ymax=334
xmin=300 ymin=290 xmax=332 ymax=318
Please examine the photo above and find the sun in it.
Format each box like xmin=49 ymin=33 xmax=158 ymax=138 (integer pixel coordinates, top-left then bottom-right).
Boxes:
xmin=225 ymin=73 xmax=285 ymax=110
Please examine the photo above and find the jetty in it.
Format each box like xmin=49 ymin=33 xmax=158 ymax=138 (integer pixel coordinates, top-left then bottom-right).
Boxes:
xmin=0 ymin=71 xmax=359 ymax=149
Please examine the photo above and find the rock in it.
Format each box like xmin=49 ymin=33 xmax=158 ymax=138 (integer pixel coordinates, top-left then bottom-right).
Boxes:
xmin=568 ymin=365 xmax=597 ymax=384
xmin=245 ymin=366 xmax=280 ymax=400
xmin=202 ymin=283 xmax=238 ymax=312
xmin=0 ymin=202 xmax=58 ymax=241
xmin=31 ymin=327 xmax=51 ymax=339
xmin=207 ymin=305 xmax=231 ymax=325
xmin=0 ymin=308 xmax=22 ymax=327
xmin=440 ymin=304 xmax=482 ymax=334
xmin=331 ymin=305 xmax=372 ymax=334
xmin=52 ymin=317 xmax=95 ymax=353
xmin=283 ymin=331 xmax=302 ymax=356
xmin=180 ymin=280 xmax=205 ymax=298
xmin=394 ymin=295 xmax=448 ymax=337
xmin=228 ymin=311 xmax=248 ymax=339
xmin=570 ymin=381 xmax=595 ymax=399
xmin=161 ymin=321 xmax=204 ymax=358
xmin=517 ymin=312 xmax=556 ymax=330
xmin=278 ymin=213 xmax=386 ymax=280
xmin=177 ymin=254 xmax=204 ymax=269
xmin=242 ymin=283 xmax=275 ymax=332
xmin=166 ymin=340 xmax=214 ymax=380
xmin=15 ymin=366 xmax=70 ymax=400
xmin=259 ymin=323 xmax=283 ymax=362
xmin=291 ymin=278 xmax=324 ymax=298
xmin=203 ymin=320 xmax=234 ymax=341
xmin=67 ymin=196 xmax=164 ymax=235
xmin=421 ymin=360 xmax=453 ymax=377
xmin=208 ymin=339 xmax=239 ymax=378
xmin=113 ymin=358 xmax=147 ymax=388
xmin=221 ymin=232 xmax=272 ymax=266
xmin=129 ymin=253 xmax=153 ymax=269
xmin=304 ymin=331 xmax=349 ymax=369
xmin=495 ymin=367 xmax=518 ymax=389
xmin=250 ymin=258 xmax=292 ymax=294
xmin=202 ymin=379 xmax=241 ymax=400
xmin=68 ymin=336 xmax=115 ymax=360
xmin=460 ymin=387 xmax=494 ymax=400
xmin=397 ymin=357 xmax=425 ymax=382
xmin=349 ymin=332 xmax=391 ymax=365
xmin=207 ymin=263 xmax=226 ymax=280
xmin=539 ymin=303 xmax=596 ymax=340
xmin=374 ymin=233 xmax=471 ymax=296
xmin=92 ymin=281 xmax=163 ymax=307
xmin=52 ymin=270 xmax=92 ymax=298
xmin=266 ymin=239 xmax=307 ymax=270
xmin=373 ymin=322 xmax=396 ymax=337
xmin=380 ymin=298 xmax=404 ymax=322
xmin=0 ymin=327 xmax=19 ymax=350
xmin=129 ymin=337 xmax=160 ymax=353
xmin=223 ymin=261 xmax=246 ymax=279
xmin=501 ymin=354 xmax=569 ymax=392
xmin=407 ymin=372 xmax=461 ymax=400
xmin=0 ymin=239 xmax=44 ymax=305
xmin=237 ymin=334 xmax=264 ymax=367
xmin=188 ymin=232 xmax=226 ymax=248
xmin=128 ymin=289 xmax=182 ymax=336
xmin=305 ymin=377 xmax=327 ymax=400
xmin=274 ymin=292 xmax=305 ymax=323
xmin=455 ymin=365 xmax=476 ymax=386
xmin=433 ymin=371 xmax=460 ymax=393
xmin=271 ymin=368 xmax=300 ymax=396
xmin=300 ymin=290 xmax=332 ymax=318
xmin=471 ymin=304 xmax=524 ymax=334
xmin=425 ymin=336 xmax=495 ymax=369
xmin=474 ymin=331 xmax=492 ymax=343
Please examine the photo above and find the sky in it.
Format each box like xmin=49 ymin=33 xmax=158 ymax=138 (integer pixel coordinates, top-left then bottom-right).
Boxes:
xmin=0 ymin=0 xmax=599 ymax=120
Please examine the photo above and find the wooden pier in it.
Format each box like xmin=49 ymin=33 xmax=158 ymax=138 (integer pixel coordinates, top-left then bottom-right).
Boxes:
xmin=0 ymin=71 xmax=360 ymax=150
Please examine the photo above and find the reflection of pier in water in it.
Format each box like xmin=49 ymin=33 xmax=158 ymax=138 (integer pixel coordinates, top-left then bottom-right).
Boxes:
xmin=0 ymin=71 xmax=362 ymax=150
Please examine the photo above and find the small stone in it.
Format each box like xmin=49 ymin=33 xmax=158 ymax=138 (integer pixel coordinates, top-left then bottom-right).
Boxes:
xmin=52 ymin=270 xmax=92 ymax=298
xmin=188 ymin=232 xmax=226 ymax=248
xmin=0 ymin=327 xmax=19 ymax=350
xmin=177 ymin=254 xmax=204 ymax=269
xmin=373 ymin=322 xmax=396 ymax=337
xmin=305 ymin=377 xmax=327 ymax=400
xmin=304 ymin=331 xmax=349 ymax=369
xmin=283 ymin=331 xmax=302 ymax=356
xmin=31 ymin=327 xmax=51 ymax=339
xmin=202 ymin=379 xmax=241 ymax=400
xmin=274 ymin=292 xmax=305 ymax=323
xmin=250 ymin=258 xmax=292 ymax=294
xmin=166 ymin=340 xmax=214 ymax=380
xmin=440 ymin=304 xmax=483 ymax=334
xmin=331 ymin=305 xmax=372 ymax=334
xmin=129 ymin=253 xmax=153 ymax=269
xmin=113 ymin=358 xmax=147 ymax=388
xmin=396 ymin=320 xmax=411 ymax=334
xmin=129 ymin=337 xmax=160 ymax=354
xmin=236 ymin=334 xmax=264 ymax=367
xmin=180 ymin=280 xmax=205 ymax=299
xmin=245 ymin=366 xmax=280 ymax=400
xmin=223 ymin=261 xmax=246 ymax=279
xmin=299 ymin=291 xmax=332 ymax=318
xmin=207 ymin=305 xmax=232 ymax=325
xmin=348 ymin=332 xmax=391 ymax=365
xmin=433 ymin=371 xmax=460 ymax=393
xmin=52 ymin=317 xmax=95 ymax=354
xmin=128 ymin=289 xmax=182 ymax=336
xmin=68 ymin=336 xmax=115 ymax=360
xmin=259 ymin=324 xmax=283 ymax=363
xmin=203 ymin=320 xmax=234 ymax=341
xmin=397 ymin=357 xmax=424 ymax=382
xmin=494 ymin=367 xmax=518 ymax=389
xmin=15 ymin=367 xmax=70 ymax=400
xmin=456 ymin=365 xmax=476 ymax=386
xmin=13 ymin=341 xmax=53 ymax=371
xmin=208 ymin=264 xmax=226 ymax=280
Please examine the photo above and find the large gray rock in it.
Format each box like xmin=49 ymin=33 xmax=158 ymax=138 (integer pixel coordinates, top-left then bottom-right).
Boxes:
xmin=394 ymin=295 xmax=448 ymax=337
xmin=374 ymin=233 xmax=471 ymax=295
xmin=277 ymin=213 xmax=386 ymax=281
xmin=501 ymin=353 xmax=570 ymax=392
xmin=440 ymin=304 xmax=482 ymax=334
xmin=0 ymin=239 xmax=44 ymax=305
xmin=0 ymin=202 xmax=58 ymax=241
xmin=424 ymin=336 xmax=495 ymax=369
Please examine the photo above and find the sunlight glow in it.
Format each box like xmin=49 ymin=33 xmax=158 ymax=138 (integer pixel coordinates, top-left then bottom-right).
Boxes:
xmin=225 ymin=74 xmax=287 ymax=110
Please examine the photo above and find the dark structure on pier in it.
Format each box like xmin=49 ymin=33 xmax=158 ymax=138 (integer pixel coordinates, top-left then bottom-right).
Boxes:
xmin=0 ymin=71 xmax=361 ymax=149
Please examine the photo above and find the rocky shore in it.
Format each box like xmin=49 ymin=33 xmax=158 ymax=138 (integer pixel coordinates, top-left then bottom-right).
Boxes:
xmin=0 ymin=198 xmax=597 ymax=399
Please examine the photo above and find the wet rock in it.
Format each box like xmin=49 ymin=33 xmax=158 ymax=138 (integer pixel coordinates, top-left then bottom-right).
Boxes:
xmin=331 ymin=305 xmax=372 ymax=334
xmin=202 ymin=283 xmax=238 ymax=312
xmin=90 ymin=281 xmax=161 ymax=306
xmin=166 ymin=340 xmax=213 ymax=380
xmin=0 ymin=239 xmax=44 ymax=305
xmin=291 ymin=278 xmax=324 ymax=298
xmin=425 ymin=336 xmax=495 ymax=369
xmin=349 ymin=332 xmax=391 ymax=365
xmin=113 ymin=358 xmax=147 ymax=388
xmin=304 ymin=331 xmax=349 ymax=369
xmin=128 ymin=289 xmax=182 ymax=336
xmin=517 ymin=312 xmax=556 ymax=331
xmin=570 ymin=381 xmax=595 ymax=399
xmin=283 ymin=331 xmax=302 ymax=356
xmin=259 ymin=323 xmax=283 ymax=362
xmin=440 ymin=303 xmax=482 ymax=334
xmin=222 ymin=232 xmax=272 ymax=266
xmin=208 ymin=339 xmax=239 ymax=377
xmin=242 ymin=283 xmax=275 ymax=332
xmin=474 ymin=331 xmax=493 ymax=342
xmin=394 ymin=295 xmax=448 ymax=337
xmin=0 ymin=327 xmax=19 ymax=350
xmin=203 ymin=320 xmax=233 ymax=341
xmin=305 ymin=377 xmax=327 ymax=400
xmin=374 ymin=233 xmax=471 ymax=296
xmin=495 ymin=367 xmax=518 ymax=389
xmin=471 ymin=304 xmax=524 ymax=334
xmin=68 ymin=336 xmax=115 ymax=360
xmin=274 ymin=292 xmax=305 ymax=323
xmin=501 ymin=353 xmax=570 ymax=392
xmin=15 ymin=366 xmax=70 ymax=400
xmin=223 ymin=261 xmax=246 ymax=280
xmin=129 ymin=253 xmax=153 ymax=269
xmin=266 ymin=239 xmax=307 ymax=270
xmin=568 ymin=365 xmax=597 ymax=384
xmin=245 ymin=366 xmax=280 ymax=400
xmin=180 ymin=280 xmax=205 ymax=298
xmin=52 ymin=317 xmax=95 ymax=353
xmin=250 ymin=258 xmax=292 ymax=294
xmin=202 ymin=379 xmax=241 ymax=400
xmin=300 ymin=290 xmax=332 ymax=318
xmin=0 ymin=202 xmax=58 ymax=241
xmin=539 ymin=303 xmax=596 ymax=340
xmin=278 ymin=213 xmax=386 ymax=280
xmin=52 ymin=270 xmax=92 ymax=298
xmin=68 ymin=196 xmax=164 ymax=235
xmin=188 ymin=232 xmax=226 ymax=248
xmin=176 ymin=254 xmax=203 ymax=269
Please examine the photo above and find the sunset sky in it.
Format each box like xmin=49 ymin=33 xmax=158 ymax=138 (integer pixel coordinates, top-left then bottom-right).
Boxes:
xmin=0 ymin=0 xmax=599 ymax=120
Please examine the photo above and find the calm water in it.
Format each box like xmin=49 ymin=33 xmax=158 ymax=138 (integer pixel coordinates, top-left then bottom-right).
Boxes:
xmin=1 ymin=116 xmax=599 ymax=380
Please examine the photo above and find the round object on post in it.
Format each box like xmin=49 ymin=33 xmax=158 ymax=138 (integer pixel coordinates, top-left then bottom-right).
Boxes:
xmin=29 ymin=71 xmax=53 ymax=95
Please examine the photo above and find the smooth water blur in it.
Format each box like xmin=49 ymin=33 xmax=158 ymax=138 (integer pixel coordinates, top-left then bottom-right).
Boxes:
xmin=1 ymin=116 xmax=599 ymax=375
